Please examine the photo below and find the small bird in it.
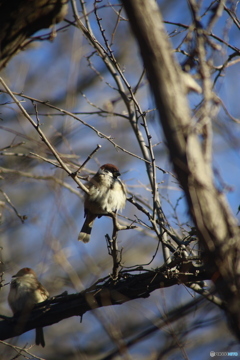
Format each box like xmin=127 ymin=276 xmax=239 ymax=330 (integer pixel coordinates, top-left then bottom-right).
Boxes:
xmin=8 ymin=267 xmax=49 ymax=347
xmin=78 ymin=163 xmax=126 ymax=243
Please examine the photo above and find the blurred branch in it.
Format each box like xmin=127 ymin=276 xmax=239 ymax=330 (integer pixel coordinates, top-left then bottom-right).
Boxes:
xmin=0 ymin=78 xmax=89 ymax=196
xmin=187 ymin=283 xmax=223 ymax=308
xmin=0 ymin=167 xmax=82 ymax=198
xmin=188 ymin=0 xmax=213 ymax=166
xmin=0 ymin=189 xmax=27 ymax=223
xmin=103 ymin=295 xmax=210 ymax=360
xmin=121 ymin=0 xmax=240 ymax=339
xmin=217 ymin=96 xmax=240 ymax=124
xmin=0 ymin=0 xmax=68 ymax=70
xmin=0 ymin=340 xmax=44 ymax=360
xmin=0 ymin=263 xmax=215 ymax=342
xmin=0 ymin=90 xmax=168 ymax=173
xmin=223 ymin=4 xmax=240 ymax=30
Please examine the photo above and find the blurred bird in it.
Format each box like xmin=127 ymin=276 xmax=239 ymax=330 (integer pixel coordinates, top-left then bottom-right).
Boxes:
xmin=78 ymin=163 xmax=126 ymax=243
xmin=8 ymin=267 xmax=49 ymax=347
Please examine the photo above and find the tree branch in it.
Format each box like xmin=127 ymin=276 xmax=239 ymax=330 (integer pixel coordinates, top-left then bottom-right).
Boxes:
xmin=0 ymin=0 xmax=68 ymax=70
xmin=121 ymin=0 xmax=240 ymax=339
xmin=0 ymin=264 xmax=213 ymax=342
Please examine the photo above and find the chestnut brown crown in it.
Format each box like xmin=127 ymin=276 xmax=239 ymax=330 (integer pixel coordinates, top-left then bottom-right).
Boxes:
xmin=12 ymin=267 xmax=37 ymax=278
xmin=99 ymin=163 xmax=121 ymax=177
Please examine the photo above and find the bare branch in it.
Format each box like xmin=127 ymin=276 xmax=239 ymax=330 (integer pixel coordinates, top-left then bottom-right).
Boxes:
xmin=0 ymin=89 xmax=169 ymax=172
xmin=0 ymin=189 xmax=27 ymax=223
xmin=0 ymin=264 xmax=214 ymax=342
xmin=0 ymin=340 xmax=45 ymax=360
xmin=122 ymin=0 xmax=240 ymax=339
xmin=0 ymin=78 xmax=89 ymax=195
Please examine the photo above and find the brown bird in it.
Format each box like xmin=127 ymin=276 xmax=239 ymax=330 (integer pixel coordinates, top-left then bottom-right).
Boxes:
xmin=8 ymin=267 xmax=49 ymax=347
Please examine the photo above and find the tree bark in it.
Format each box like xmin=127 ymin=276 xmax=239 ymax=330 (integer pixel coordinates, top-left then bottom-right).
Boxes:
xmin=122 ymin=0 xmax=240 ymax=339
xmin=0 ymin=0 xmax=68 ymax=71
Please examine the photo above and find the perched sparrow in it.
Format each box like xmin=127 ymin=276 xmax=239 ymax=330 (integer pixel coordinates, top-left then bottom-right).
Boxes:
xmin=8 ymin=267 xmax=49 ymax=347
xmin=78 ymin=163 xmax=126 ymax=243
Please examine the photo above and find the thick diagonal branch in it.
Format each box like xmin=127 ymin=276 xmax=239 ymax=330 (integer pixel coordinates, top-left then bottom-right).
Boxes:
xmin=0 ymin=265 xmax=213 ymax=342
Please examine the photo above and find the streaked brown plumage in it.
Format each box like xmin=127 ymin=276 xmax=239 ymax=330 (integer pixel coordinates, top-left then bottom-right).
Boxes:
xmin=8 ymin=267 xmax=49 ymax=347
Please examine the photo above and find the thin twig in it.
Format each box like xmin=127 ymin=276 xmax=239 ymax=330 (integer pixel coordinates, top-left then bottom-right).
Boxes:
xmin=0 ymin=167 xmax=82 ymax=198
xmin=0 ymin=88 xmax=170 ymax=174
xmin=0 ymin=189 xmax=27 ymax=223
xmin=0 ymin=340 xmax=45 ymax=360
xmin=106 ymin=234 xmax=121 ymax=280
xmin=74 ymin=144 xmax=102 ymax=174
xmin=0 ymin=77 xmax=89 ymax=195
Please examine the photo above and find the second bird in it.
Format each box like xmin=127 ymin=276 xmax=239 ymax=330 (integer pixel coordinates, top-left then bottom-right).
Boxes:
xmin=8 ymin=267 xmax=49 ymax=347
xmin=78 ymin=163 xmax=126 ymax=243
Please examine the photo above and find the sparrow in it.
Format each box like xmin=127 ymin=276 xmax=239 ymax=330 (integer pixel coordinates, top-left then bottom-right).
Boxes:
xmin=78 ymin=163 xmax=127 ymax=243
xmin=8 ymin=267 xmax=49 ymax=347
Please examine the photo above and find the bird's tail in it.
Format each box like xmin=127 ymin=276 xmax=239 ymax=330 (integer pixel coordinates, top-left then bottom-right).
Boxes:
xmin=78 ymin=213 xmax=96 ymax=243
xmin=35 ymin=327 xmax=45 ymax=347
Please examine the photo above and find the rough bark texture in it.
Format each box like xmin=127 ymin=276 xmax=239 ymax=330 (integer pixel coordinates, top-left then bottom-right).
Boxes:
xmin=0 ymin=0 xmax=68 ymax=71
xmin=122 ymin=0 xmax=240 ymax=339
